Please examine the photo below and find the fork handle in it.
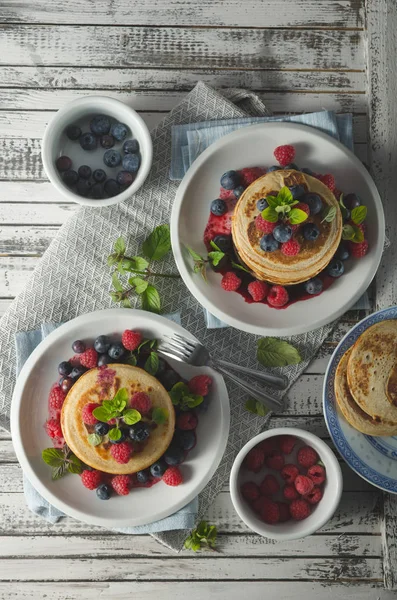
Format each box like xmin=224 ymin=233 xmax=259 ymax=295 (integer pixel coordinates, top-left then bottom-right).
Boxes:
xmin=217 ymin=359 xmax=288 ymax=390
xmin=215 ymin=365 xmax=284 ymax=412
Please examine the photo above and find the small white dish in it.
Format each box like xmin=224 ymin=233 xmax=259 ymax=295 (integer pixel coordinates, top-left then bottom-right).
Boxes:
xmin=171 ymin=122 xmax=385 ymax=336
xmin=42 ymin=96 xmax=153 ymax=208
xmin=229 ymin=427 xmax=343 ymax=541
xmin=10 ymin=309 xmax=230 ymax=528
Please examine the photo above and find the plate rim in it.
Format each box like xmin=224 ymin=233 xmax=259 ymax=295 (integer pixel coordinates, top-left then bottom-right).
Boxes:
xmin=171 ymin=121 xmax=385 ymax=336
xmin=10 ymin=308 xmax=231 ymax=526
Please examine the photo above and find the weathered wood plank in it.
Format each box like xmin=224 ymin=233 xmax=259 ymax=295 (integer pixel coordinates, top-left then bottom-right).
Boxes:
xmin=0 ymin=27 xmax=364 ymax=70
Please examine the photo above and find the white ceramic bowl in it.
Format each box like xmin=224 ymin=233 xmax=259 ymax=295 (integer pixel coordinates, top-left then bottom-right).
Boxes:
xmin=229 ymin=427 xmax=343 ymax=540
xmin=42 ymin=96 xmax=153 ymax=207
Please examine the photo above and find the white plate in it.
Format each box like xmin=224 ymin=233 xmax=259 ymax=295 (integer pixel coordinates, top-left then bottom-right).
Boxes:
xmin=10 ymin=309 xmax=230 ymax=528
xmin=171 ymin=122 xmax=385 ymax=336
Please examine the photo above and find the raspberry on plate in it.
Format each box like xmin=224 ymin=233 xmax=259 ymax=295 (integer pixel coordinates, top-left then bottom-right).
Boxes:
xmin=45 ymin=418 xmax=63 ymax=439
xmin=188 ymin=374 xmax=213 ymax=396
xmin=121 ymin=329 xmax=142 ymax=351
xmin=240 ymin=167 xmax=265 ymax=186
xmin=110 ymin=441 xmax=133 ymax=464
xmin=248 ymin=280 xmax=269 ymax=302
xmin=163 ymin=466 xmax=183 ymax=486
xmin=290 ymin=498 xmax=311 ymax=521
xmin=283 ymin=484 xmax=299 ymax=501
xmin=82 ymin=402 xmax=101 ymax=425
xmin=79 ymin=348 xmax=98 ymax=369
xmin=256 ymin=214 xmax=276 ymax=234
xmin=294 ymin=202 xmax=310 ymax=216
xmin=348 ymin=239 xmax=369 ymax=258
xmin=261 ymin=499 xmax=280 ymax=524
xmin=274 ymin=145 xmax=295 ymax=167
xmin=81 ymin=469 xmax=102 ymax=490
xmin=307 ymin=464 xmax=326 ymax=485
xmin=279 ymin=435 xmax=296 ymax=455
xmin=277 ymin=502 xmax=291 ymax=522
xmin=48 ymin=386 xmax=66 ymax=411
xmin=241 ymin=481 xmax=260 ymax=502
xmin=245 ymin=447 xmax=265 ymax=473
xmin=318 ymin=173 xmax=336 ymax=192
xmin=305 ymin=486 xmax=323 ymax=505
xmin=265 ymin=453 xmax=285 ymax=471
xmin=294 ymin=474 xmax=314 ymax=496
xmin=130 ymin=391 xmax=152 ymax=414
xmin=260 ymin=474 xmax=280 ymax=497
xmin=111 ymin=474 xmax=131 ymax=495
xmin=297 ymin=446 xmax=318 ymax=468
xmin=177 ymin=412 xmax=198 ymax=431
xmin=221 ymin=271 xmax=241 ymax=292
xmin=281 ymin=464 xmax=299 ymax=484
xmin=281 ymin=238 xmax=301 ymax=257
xmin=267 ymin=285 xmax=289 ymax=308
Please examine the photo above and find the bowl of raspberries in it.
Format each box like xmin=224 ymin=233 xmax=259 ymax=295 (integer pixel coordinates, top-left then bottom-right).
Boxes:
xmin=229 ymin=427 xmax=342 ymax=540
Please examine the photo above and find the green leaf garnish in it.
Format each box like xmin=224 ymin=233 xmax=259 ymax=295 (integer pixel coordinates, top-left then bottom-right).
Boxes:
xmin=87 ymin=433 xmax=102 ymax=447
xmin=231 ymin=261 xmax=251 ymax=274
xmin=186 ymin=246 xmax=205 ymax=262
xmin=112 ymin=388 xmax=129 ymax=412
xmin=169 ymin=382 xmax=189 ymax=404
xmin=112 ymin=272 xmax=123 ymax=292
xmin=114 ymin=237 xmax=126 ymax=255
xmin=92 ymin=406 xmax=112 ymax=423
xmin=321 ymin=205 xmax=337 ymax=223
xmin=152 ymin=407 xmax=169 ymax=425
xmin=129 ymin=276 xmax=148 ymax=294
xmin=141 ymin=285 xmax=161 ymax=313
xmin=144 ymin=351 xmax=159 ymax=376
xmin=277 ymin=186 xmax=294 ymax=205
xmin=142 ymin=224 xmax=171 ymax=261
xmin=169 ymin=382 xmax=204 ymax=410
xmin=265 ymin=195 xmax=279 ymax=208
xmin=42 ymin=447 xmax=82 ymax=480
xmin=245 ymin=398 xmax=269 ymax=417
xmin=52 ymin=464 xmax=68 ymax=480
xmin=122 ymin=256 xmax=149 ymax=273
xmin=257 ymin=337 xmax=301 ymax=367
xmin=261 ymin=207 xmax=278 ymax=223
xmin=124 ymin=352 xmax=138 ymax=366
xmin=208 ymin=251 xmax=225 ymax=267
xmin=184 ymin=521 xmax=218 ymax=552
xmin=42 ymin=448 xmax=65 ymax=467
xmin=67 ymin=454 xmax=83 ymax=475
xmin=288 ymin=208 xmax=308 ymax=225
xmin=351 ymin=205 xmax=367 ymax=225
xmin=342 ymin=224 xmax=364 ymax=243
xmin=122 ymin=408 xmax=142 ymax=425
xmin=108 ymin=427 xmax=122 ymax=441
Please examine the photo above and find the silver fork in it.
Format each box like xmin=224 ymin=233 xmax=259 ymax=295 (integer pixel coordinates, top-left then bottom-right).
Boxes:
xmin=159 ymin=333 xmax=285 ymax=412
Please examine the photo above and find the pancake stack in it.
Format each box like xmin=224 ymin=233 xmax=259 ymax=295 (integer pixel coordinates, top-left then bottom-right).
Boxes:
xmin=231 ymin=169 xmax=343 ymax=285
xmin=334 ymin=321 xmax=397 ymax=436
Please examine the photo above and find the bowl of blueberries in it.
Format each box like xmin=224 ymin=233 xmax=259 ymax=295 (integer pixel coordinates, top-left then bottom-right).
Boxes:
xmin=42 ymin=96 xmax=153 ymax=207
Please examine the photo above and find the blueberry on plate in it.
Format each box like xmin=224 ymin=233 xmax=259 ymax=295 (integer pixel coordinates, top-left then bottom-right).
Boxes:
xmin=66 ymin=125 xmax=81 ymax=141
xmin=79 ymin=132 xmax=97 ymax=151
xmin=164 ymin=444 xmax=184 ymax=466
xmin=61 ymin=377 xmax=73 ymax=393
xmin=342 ymin=208 xmax=351 ymax=222
xmin=336 ymin=243 xmax=349 ymax=261
xmin=103 ymin=149 xmax=122 ymax=168
xmin=58 ymin=361 xmax=72 ymax=376
xmin=62 ymin=170 xmax=79 ymax=187
xmin=273 ymin=224 xmax=292 ymax=243
xmin=220 ymin=170 xmax=240 ymax=190
xmin=289 ymin=184 xmax=305 ymax=199
xmin=327 ymin=259 xmax=345 ymax=278
xmin=123 ymin=139 xmax=140 ymax=154
xmin=104 ymin=179 xmax=120 ymax=198
xmin=159 ymin=369 xmax=180 ymax=391
xmin=303 ymin=192 xmax=322 ymax=215
xmin=100 ymin=134 xmax=115 ymax=149
xmin=260 ymin=234 xmax=279 ymax=252
xmin=93 ymin=169 xmax=107 ymax=183
xmin=212 ymin=234 xmax=232 ymax=253
xmin=98 ymin=353 xmax=112 ymax=367
xmin=256 ymin=198 xmax=268 ymax=212
xmin=233 ymin=185 xmax=245 ymax=199
xmin=267 ymin=165 xmax=281 ymax=172
xmin=56 ymin=156 xmax=72 ymax=172
xmin=70 ymin=365 xmax=86 ymax=380
xmin=116 ymin=171 xmax=134 ymax=187
xmin=174 ymin=429 xmax=196 ymax=451
xmin=90 ymin=183 xmax=104 ymax=200
xmin=94 ymin=335 xmax=110 ymax=354
xmin=72 ymin=340 xmax=85 ymax=354
xmin=302 ymin=222 xmax=320 ymax=241
xmin=109 ymin=429 xmax=127 ymax=444
xmin=122 ymin=153 xmax=140 ymax=173
xmin=302 ymin=167 xmax=314 ymax=175
xmin=210 ymin=199 xmax=227 ymax=216
xmin=78 ymin=165 xmax=92 ymax=180
xmin=95 ymin=422 xmax=110 ymax=436
xmin=108 ymin=342 xmax=125 ymax=360
xmin=110 ymin=122 xmax=129 ymax=141
xmin=76 ymin=179 xmax=92 ymax=197
xmin=304 ymin=277 xmax=323 ymax=295
xmin=284 ymin=163 xmax=299 ymax=170
xmin=90 ymin=114 xmax=111 ymax=136
xmin=136 ymin=469 xmax=150 ymax=484
xmin=344 ymin=193 xmax=361 ymax=210
xmin=96 ymin=483 xmax=112 ymax=500
xmin=129 ymin=422 xmax=150 ymax=442
xmin=150 ymin=460 xmax=167 ymax=478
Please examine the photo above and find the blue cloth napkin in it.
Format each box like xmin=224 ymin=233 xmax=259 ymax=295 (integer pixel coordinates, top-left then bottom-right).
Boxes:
xmin=15 ymin=317 xmax=198 ymax=533
xmin=170 ymin=110 xmax=370 ymax=328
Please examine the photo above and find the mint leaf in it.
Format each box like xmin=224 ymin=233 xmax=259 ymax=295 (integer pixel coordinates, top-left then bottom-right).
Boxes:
xmin=208 ymin=251 xmax=225 ymax=267
xmin=261 ymin=207 xmax=278 ymax=223
xmin=122 ymin=408 xmax=142 ymax=425
xmin=142 ymin=224 xmax=171 ymax=261
xmin=342 ymin=224 xmax=364 ymax=243
xmin=288 ymin=208 xmax=308 ymax=225
xmin=107 ymin=254 xmax=119 ymax=267
xmin=231 ymin=261 xmax=251 ymax=274
xmin=149 ymin=339 xmax=158 ymax=350
xmin=209 ymin=240 xmax=222 ymax=252
xmin=137 ymin=338 xmax=151 ymax=353
xmin=124 ymin=352 xmax=138 ymax=366
xmin=122 ymin=297 xmax=132 ymax=308
xmin=108 ymin=427 xmax=122 ymax=441
xmin=169 ymin=382 xmax=189 ymax=404
xmin=112 ymin=272 xmax=123 ymax=292
xmin=321 ymin=205 xmax=337 ymax=223
xmin=186 ymin=246 xmax=205 ymax=262
xmin=184 ymin=521 xmax=218 ymax=552
xmin=351 ymin=205 xmax=367 ymax=225
xmin=277 ymin=186 xmax=294 ymax=205
xmin=129 ymin=277 xmax=148 ymax=295
xmin=245 ymin=398 xmax=258 ymax=414
xmin=42 ymin=448 xmax=64 ymax=467
xmin=186 ymin=394 xmax=204 ymax=408
xmin=67 ymin=454 xmax=83 ymax=474
xmin=52 ymin=464 xmax=67 ymax=480
xmin=112 ymin=388 xmax=128 ymax=412
xmin=114 ymin=237 xmax=126 ymax=255
xmin=152 ymin=407 xmax=169 ymax=425
xmin=92 ymin=406 xmax=112 ymax=423
xmin=87 ymin=433 xmax=102 ymax=447
xmin=141 ymin=285 xmax=161 ymax=313
xmin=245 ymin=398 xmax=269 ymax=416
xmin=124 ymin=256 xmax=149 ymax=272
xmin=257 ymin=337 xmax=301 ymax=367
xmin=265 ymin=195 xmax=279 ymax=208
xmin=144 ymin=351 xmax=159 ymax=376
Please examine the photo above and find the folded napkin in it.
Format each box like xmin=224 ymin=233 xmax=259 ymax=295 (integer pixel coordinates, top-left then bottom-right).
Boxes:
xmin=15 ymin=318 xmax=198 ymax=534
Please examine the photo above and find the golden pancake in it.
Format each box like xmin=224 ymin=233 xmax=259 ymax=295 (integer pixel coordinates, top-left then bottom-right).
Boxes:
xmin=231 ymin=169 xmax=342 ymax=285
xmin=61 ymin=364 xmax=175 ymax=474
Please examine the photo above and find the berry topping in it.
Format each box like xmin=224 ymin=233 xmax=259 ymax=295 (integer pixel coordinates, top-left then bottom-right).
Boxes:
xmin=281 ymin=239 xmax=301 ymax=257
xmin=302 ymin=222 xmax=320 ymax=242
xmin=305 ymin=486 xmax=323 ymax=505
xmin=290 ymin=498 xmax=311 ymax=520
xmin=274 ymin=145 xmax=295 ymax=167
xmin=318 ymin=174 xmax=336 ymax=192
xmin=79 ymin=348 xmax=98 ymax=369
xmin=348 ymin=239 xmax=369 ymax=258
xmin=60 ymin=377 xmax=73 ymax=393
xmin=279 ymin=435 xmax=297 ymax=455
xmin=177 ymin=411 xmax=198 ymax=431
xmin=289 ymin=184 xmax=305 ymax=199
xmin=303 ymin=192 xmax=323 ymax=215
xmin=241 ymin=481 xmax=260 ymax=502
xmin=260 ymin=474 xmax=280 ymax=496
xmin=273 ymin=224 xmax=293 ymax=243
xmin=130 ymin=391 xmax=152 ymax=414
xmin=248 ymin=280 xmax=269 ymax=302
xmin=129 ymin=422 xmax=150 ymax=442
xmin=56 ymin=156 xmax=72 ymax=172
xmin=96 ymin=483 xmax=112 ymax=500
xmin=221 ymin=271 xmax=241 ymax=292
xmin=297 ymin=446 xmax=318 ymax=468
xmin=281 ymin=464 xmax=299 ymax=484
xmin=294 ymin=202 xmax=310 ymax=216
xmin=307 ymin=464 xmax=326 ymax=486
xmin=95 ymin=422 xmax=110 ymax=436
xmin=240 ymin=167 xmax=264 ymax=186
xmin=304 ymin=278 xmax=323 ymax=295
xmin=245 ymin=447 xmax=265 ymax=473
xmin=260 ymin=234 xmax=280 ymax=252
xmin=260 ymin=499 xmax=280 ymax=524
xmin=45 ymin=418 xmax=63 ymax=439
xmin=163 ymin=466 xmax=183 ymax=486
xmin=48 ymin=386 xmax=66 ymax=411
xmin=70 ymin=365 xmax=86 ymax=380
xmin=111 ymin=474 xmax=131 ymax=495
xmin=233 ymin=185 xmax=245 ymax=199
xmin=150 ymin=460 xmax=167 ymax=478
xmin=82 ymin=402 xmax=101 ymax=425
xmin=277 ymin=502 xmax=291 ymax=522
xmin=220 ymin=170 xmax=241 ymax=190
xmin=81 ymin=469 xmax=102 ymax=490
xmin=121 ymin=329 xmax=142 ymax=351
xmin=283 ymin=484 xmax=299 ymax=501
xmin=265 ymin=453 xmax=285 ymax=471
xmin=256 ymin=198 xmax=268 ymax=212
xmin=344 ymin=193 xmax=361 ymax=210
xmin=188 ymin=374 xmax=213 ymax=396
xmin=110 ymin=441 xmax=133 ymax=464
xmin=327 ymin=259 xmax=344 ymax=278
xmin=256 ymin=214 xmax=276 ymax=234
xmin=267 ymin=285 xmax=289 ymax=307
xmin=294 ymin=475 xmax=314 ymax=496
xmin=211 ymin=199 xmax=228 ymax=216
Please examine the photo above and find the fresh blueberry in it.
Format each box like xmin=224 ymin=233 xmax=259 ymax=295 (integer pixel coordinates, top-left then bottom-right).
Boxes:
xmin=129 ymin=422 xmax=150 ymax=442
xmin=302 ymin=167 xmax=314 ymax=175
xmin=66 ymin=125 xmax=81 ymax=141
xmin=79 ymin=132 xmax=97 ymax=151
xmin=256 ymin=198 xmax=268 ymax=212
xmin=210 ymin=199 xmax=227 ymax=216
xmin=164 ymin=444 xmax=184 ymax=466
xmin=136 ymin=469 xmax=150 ymax=484
xmin=95 ymin=422 xmax=110 ymax=436
xmin=62 ymin=170 xmax=79 ymax=187
xmin=94 ymin=335 xmax=110 ymax=354
xmin=195 ymin=395 xmax=211 ymax=413
xmin=260 ymin=234 xmax=279 ymax=252
xmin=70 ymin=365 xmax=86 ymax=380
xmin=93 ymin=169 xmax=106 ymax=183
xmin=110 ymin=122 xmax=129 ymax=141
xmin=60 ymin=377 xmax=73 ymax=393
xmin=273 ymin=224 xmax=292 ymax=243
xmin=100 ymin=134 xmax=115 ymax=149
xmin=123 ymin=139 xmax=140 ymax=154
xmin=174 ymin=429 xmax=196 ymax=451
xmin=98 ymin=353 xmax=112 ymax=367
xmin=150 ymin=460 xmax=167 ymax=478
xmin=209 ymin=254 xmax=228 ymax=272
xmin=220 ymin=170 xmax=240 ymax=190
xmin=91 ymin=183 xmax=104 ymax=199
xmin=56 ymin=156 xmax=72 ymax=172
xmin=76 ymin=179 xmax=92 ymax=197
xmin=344 ymin=193 xmax=361 ymax=210
xmin=336 ymin=243 xmax=350 ymax=261
xmin=72 ymin=340 xmax=85 ymax=354
xmin=302 ymin=222 xmax=320 ymax=241
xmin=104 ymin=179 xmax=120 ymax=198
xmin=342 ymin=208 xmax=351 ymax=221
xmin=103 ymin=149 xmax=122 ymax=168
xmin=285 ymin=163 xmax=299 ymax=170
xmin=116 ymin=171 xmax=134 ymax=187
xmin=96 ymin=483 xmax=112 ymax=500
xmin=109 ymin=429 xmax=127 ymax=444
xmin=108 ymin=342 xmax=125 ymax=360
xmin=90 ymin=114 xmax=111 ymax=136
xmin=78 ymin=165 xmax=92 ymax=180
xmin=212 ymin=235 xmax=232 ymax=253
xmin=159 ymin=369 xmax=180 ymax=391
xmin=267 ymin=165 xmax=281 ymax=172
xmin=289 ymin=184 xmax=305 ymax=199
xmin=233 ymin=185 xmax=245 ymax=199
xmin=122 ymin=153 xmax=140 ymax=173
xmin=304 ymin=192 xmax=323 ymax=215
xmin=58 ymin=361 xmax=72 ymax=376
xmin=304 ymin=278 xmax=323 ymax=295
xmin=327 ymin=259 xmax=345 ymax=278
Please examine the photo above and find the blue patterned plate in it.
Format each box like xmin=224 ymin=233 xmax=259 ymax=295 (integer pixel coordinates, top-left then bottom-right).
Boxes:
xmin=323 ymin=306 xmax=397 ymax=493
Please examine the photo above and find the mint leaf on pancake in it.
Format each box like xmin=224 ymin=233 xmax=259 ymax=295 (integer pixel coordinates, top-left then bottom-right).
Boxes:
xmin=122 ymin=409 xmax=142 ymax=426
xmin=288 ymin=208 xmax=308 ymax=225
xmin=108 ymin=427 xmax=122 ymax=441
xmin=257 ymin=337 xmax=301 ymax=367
xmin=321 ymin=206 xmax=337 ymax=223
xmin=261 ymin=207 xmax=278 ymax=223
xmin=142 ymin=224 xmax=171 ymax=261
xmin=87 ymin=433 xmax=102 ymax=447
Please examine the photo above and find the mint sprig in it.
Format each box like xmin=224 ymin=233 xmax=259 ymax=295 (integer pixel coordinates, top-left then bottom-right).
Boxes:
xmin=257 ymin=337 xmax=301 ymax=367
xmin=186 ymin=246 xmax=208 ymax=281
xmin=184 ymin=521 xmax=218 ymax=552
xmin=245 ymin=398 xmax=269 ymax=417
xmin=169 ymin=382 xmax=203 ymax=410
xmin=342 ymin=223 xmax=364 ymax=243
xmin=262 ymin=186 xmax=306 ymax=225
xmin=92 ymin=387 xmax=142 ymax=428
xmin=42 ymin=446 xmax=83 ymax=480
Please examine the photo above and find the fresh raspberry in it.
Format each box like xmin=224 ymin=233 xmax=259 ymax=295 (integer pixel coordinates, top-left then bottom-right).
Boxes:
xmin=274 ymin=144 xmax=295 ymax=167
xmin=81 ymin=469 xmax=102 ymax=490
xmin=260 ymin=474 xmax=280 ymax=497
xmin=177 ymin=411 xmax=198 ymax=431
xmin=252 ymin=496 xmax=266 ymax=514
xmin=111 ymin=474 xmax=131 ymax=495
xmin=48 ymin=386 xmax=66 ymax=411
xmin=307 ymin=464 xmax=326 ymax=486
xmin=305 ymin=486 xmax=323 ymax=505
xmin=283 ymin=484 xmax=299 ymax=501
xmin=278 ymin=502 xmax=291 ymax=522
xmin=79 ymin=348 xmax=98 ymax=369
xmin=82 ymin=402 xmax=101 ymax=425
xmin=45 ymin=418 xmax=63 ymax=439
xmin=318 ymin=174 xmax=336 ymax=192
xmin=297 ymin=446 xmax=318 ymax=469
xmin=281 ymin=238 xmax=301 ymax=257
xmin=281 ymin=464 xmax=299 ymax=484
xmin=110 ymin=441 xmax=133 ymax=464
xmin=348 ymin=239 xmax=369 ymax=258
xmin=240 ymin=167 xmax=265 ymax=186
xmin=290 ymin=498 xmax=311 ymax=520
xmin=261 ymin=498 xmax=280 ymax=524
xmin=294 ymin=202 xmax=310 ymax=216
xmin=279 ymin=435 xmax=297 ymax=455
xmin=188 ymin=374 xmax=213 ymax=396
xmin=107 ymin=418 xmax=117 ymax=425
xmin=267 ymin=285 xmax=289 ymax=308
xmin=245 ymin=447 xmax=265 ymax=473
xmin=265 ymin=454 xmax=285 ymax=471
xmin=121 ymin=329 xmax=142 ymax=351
xmin=248 ymin=280 xmax=269 ymax=302
xmin=221 ymin=271 xmax=241 ymax=292
xmin=259 ymin=438 xmax=280 ymax=456
xmin=255 ymin=214 xmax=276 ymax=234
xmin=294 ymin=475 xmax=314 ymax=496
xmin=333 ymin=188 xmax=342 ymax=200
xmin=130 ymin=391 xmax=152 ymax=414
xmin=163 ymin=466 xmax=183 ymax=486
xmin=241 ymin=481 xmax=260 ymax=502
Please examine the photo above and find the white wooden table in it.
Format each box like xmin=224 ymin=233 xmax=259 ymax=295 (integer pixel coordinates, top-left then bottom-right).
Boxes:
xmin=1 ymin=1 xmax=397 ymax=598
